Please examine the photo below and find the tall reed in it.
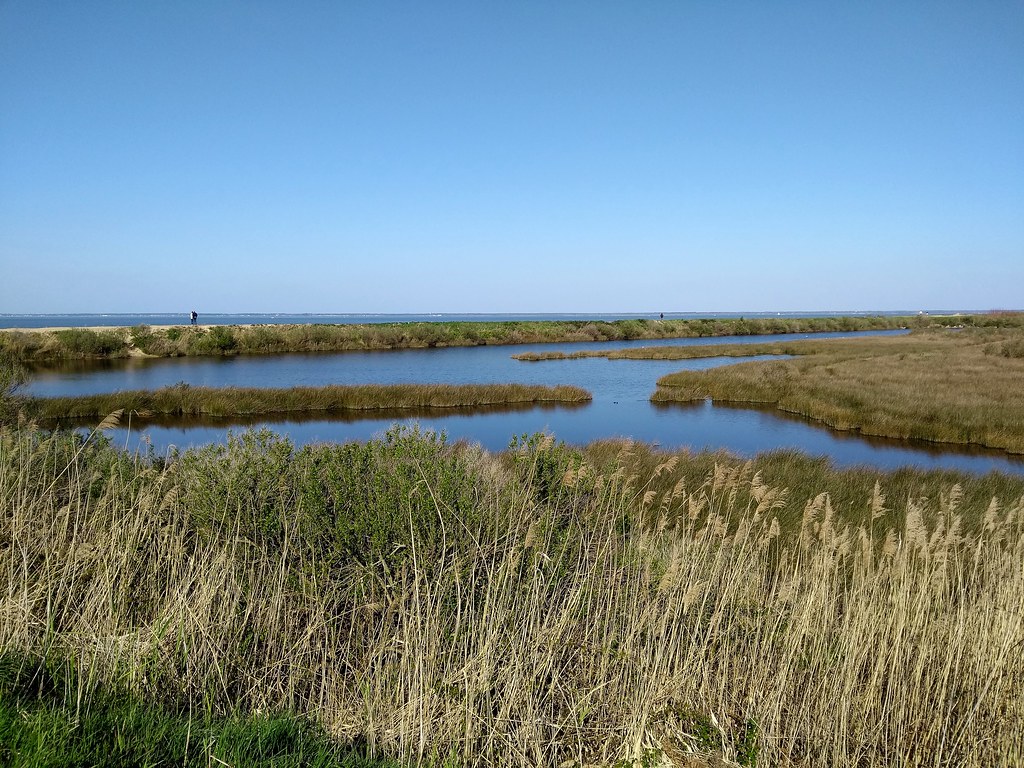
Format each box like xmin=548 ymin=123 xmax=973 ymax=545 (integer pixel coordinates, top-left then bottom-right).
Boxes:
xmin=1 ymin=426 xmax=1022 ymax=765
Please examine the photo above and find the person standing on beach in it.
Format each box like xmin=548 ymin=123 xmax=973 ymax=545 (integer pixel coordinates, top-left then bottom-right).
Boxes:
xmin=190 ymin=310 xmax=197 ymax=326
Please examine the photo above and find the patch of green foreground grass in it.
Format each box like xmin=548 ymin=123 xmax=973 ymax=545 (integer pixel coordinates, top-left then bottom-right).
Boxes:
xmin=0 ymin=657 xmax=396 ymax=768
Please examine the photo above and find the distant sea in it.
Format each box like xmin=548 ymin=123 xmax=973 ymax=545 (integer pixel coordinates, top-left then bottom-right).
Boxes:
xmin=0 ymin=310 xmax=972 ymax=329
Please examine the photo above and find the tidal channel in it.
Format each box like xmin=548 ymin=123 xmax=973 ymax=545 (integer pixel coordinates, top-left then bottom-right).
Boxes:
xmin=26 ymin=330 xmax=1024 ymax=475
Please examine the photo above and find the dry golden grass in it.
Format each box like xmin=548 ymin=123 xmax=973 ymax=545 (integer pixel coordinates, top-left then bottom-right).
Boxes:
xmin=514 ymin=341 xmax=809 ymax=362
xmin=628 ymin=329 xmax=1024 ymax=454
xmin=2 ymin=426 xmax=1022 ymax=766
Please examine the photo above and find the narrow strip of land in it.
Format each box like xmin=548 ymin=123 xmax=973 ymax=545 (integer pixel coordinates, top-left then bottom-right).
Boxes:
xmin=26 ymin=383 xmax=591 ymax=421
xmin=512 ymin=313 xmax=1023 ymax=362
xmin=513 ymin=340 xmax=808 ymax=361
xmin=0 ymin=315 xmax=924 ymax=360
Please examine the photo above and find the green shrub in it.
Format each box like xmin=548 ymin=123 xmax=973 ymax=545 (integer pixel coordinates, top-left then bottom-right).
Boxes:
xmin=52 ymin=328 xmax=128 ymax=356
xmin=1000 ymin=339 xmax=1024 ymax=358
xmin=0 ymin=653 xmax=394 ymax=768
xmin=238 ymin=326 xmax=288 ymax=353
xmin=189 ymin=325 xmax=237 ymax=354
xmin=299 ymin=426 xmax=484 ymax=571
xmin=174 ymin=426 xmax=485 ymax=574
xmin=130 ymin=324 xmax=151 ymax=344
xmin=129 ymin=323 xmax=158 ymax=353
xmin=176 ymin=429 xmax=298 ymax=549
xmin=509 ymin=432 xmax=587 ymax=505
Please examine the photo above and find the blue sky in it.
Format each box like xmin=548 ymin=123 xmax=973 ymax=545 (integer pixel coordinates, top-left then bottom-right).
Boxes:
xmin=2 ymin=1 xmax=1021 ymax=314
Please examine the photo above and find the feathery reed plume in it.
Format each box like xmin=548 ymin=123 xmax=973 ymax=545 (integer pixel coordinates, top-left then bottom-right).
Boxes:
xmin=1 ymin=425 xmax=1022 ymax=765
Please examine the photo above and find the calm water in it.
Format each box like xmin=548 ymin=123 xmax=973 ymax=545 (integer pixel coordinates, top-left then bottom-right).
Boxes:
xmin=1 ymin=310 xmax=960 ymax=329
xmin=26 ymin=329 xmax=1024 ymax=475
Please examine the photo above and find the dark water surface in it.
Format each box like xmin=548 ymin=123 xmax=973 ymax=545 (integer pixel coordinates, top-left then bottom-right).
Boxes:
xmin=26 ymin=329 xmax=1024 ymax=475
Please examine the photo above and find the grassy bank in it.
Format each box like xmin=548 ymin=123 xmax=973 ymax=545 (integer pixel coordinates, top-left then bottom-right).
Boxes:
xmin=513 ymin=340 xmax=807 ymax=362
xmin=0 ymin=662 xmax=393 ymax=768
xmin=0 ymin=315 xmax=928 ymax=360
xmin=646 ymin=327 xmax=1024 ymax=454
xmin=2 ymin=425 xmax=1023 ymax=766
xmin=25 ymin=382 xmax=591 ymax=423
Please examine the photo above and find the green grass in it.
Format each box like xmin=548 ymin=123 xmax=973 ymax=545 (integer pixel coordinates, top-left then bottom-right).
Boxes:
xmin=0 ymin=315 xmax=925 ymax=360
xmin=0 ymin=655 xmax=396 ymax=768
xmin=25 ymin=382 xmax=591 ymax=422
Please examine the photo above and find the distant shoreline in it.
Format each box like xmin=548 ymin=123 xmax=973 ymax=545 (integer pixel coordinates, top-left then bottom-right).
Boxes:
xmin=0 ymin=309 xmax=995 ymax=330
xmin=0 ymin=315 xmax=923 ymax=361
xmin=2 ymin=324 xmax=237 ymax=334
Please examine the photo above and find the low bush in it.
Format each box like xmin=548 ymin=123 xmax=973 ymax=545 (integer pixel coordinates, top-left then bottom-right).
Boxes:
xmin=1000 ymin=338 xmax=1024 ymax=358
xmin=189 ymin=325 xmax=238 ymax=354
xmin=51 ymin=328 xmax=129 ymax=357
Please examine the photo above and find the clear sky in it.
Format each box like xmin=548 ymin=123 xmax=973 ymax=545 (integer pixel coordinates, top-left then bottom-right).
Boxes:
xmin=1 ymin=1 xmax=1022 ymax=314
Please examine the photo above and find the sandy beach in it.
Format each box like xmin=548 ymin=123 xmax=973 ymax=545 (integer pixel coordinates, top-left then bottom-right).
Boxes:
xmin=1 ymin=324 xmax=247 ymax=334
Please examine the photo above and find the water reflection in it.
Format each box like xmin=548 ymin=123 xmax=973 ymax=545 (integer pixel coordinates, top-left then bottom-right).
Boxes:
xmin=25 ymin=329 xmax=1024 ymax=474
xmin=54 ymin=399 xmax=588 ymax=431
xmin=653 ymin=400 xmax=1024 ymax=464
xmin=24 ymin=330 xmax=906 ymax=398
xmin=81 ymin=396 xmax=1024 ymax=476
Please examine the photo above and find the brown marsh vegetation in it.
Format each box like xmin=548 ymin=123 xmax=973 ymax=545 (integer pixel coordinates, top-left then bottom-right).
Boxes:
xmin=2 ymin=425 xmax=1023 ymax=766
xmin=515 ymin=321 xmax=1024 ymax=455
xmin=24 ymin=382 xmax=591 ymax=423
xmin=650 ymin=328 xmax=1024 ymax=454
